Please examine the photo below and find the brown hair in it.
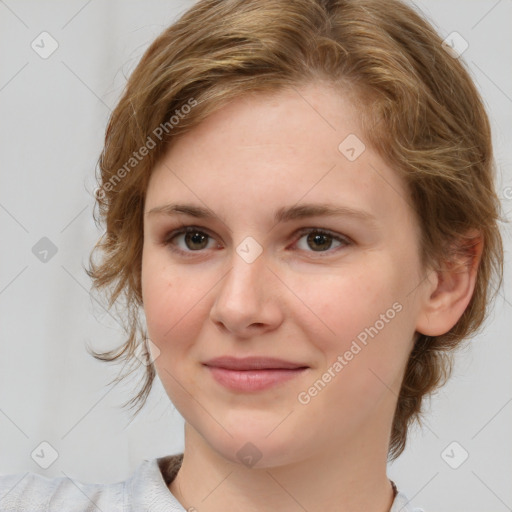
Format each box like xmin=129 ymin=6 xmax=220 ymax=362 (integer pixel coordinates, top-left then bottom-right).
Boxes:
xmin=87 ymin=0 xmax=505 ymax=461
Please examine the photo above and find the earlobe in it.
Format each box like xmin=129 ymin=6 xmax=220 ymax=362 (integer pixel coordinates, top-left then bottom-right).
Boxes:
xmin=415 ymin=231 xmax=483 ymax=337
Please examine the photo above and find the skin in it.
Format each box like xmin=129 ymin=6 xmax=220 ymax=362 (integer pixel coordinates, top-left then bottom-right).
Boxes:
xmin=141 ymin=82 xmax=482 ymax=512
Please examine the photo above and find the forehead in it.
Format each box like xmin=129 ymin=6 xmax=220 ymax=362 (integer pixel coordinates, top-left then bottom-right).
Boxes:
xmin=146 ymin=83 xmax=412 ymax=230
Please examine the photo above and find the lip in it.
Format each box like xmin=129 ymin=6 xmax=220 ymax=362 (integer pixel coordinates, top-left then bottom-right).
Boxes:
xmin=203 ymin=356 xmax=309 ymax=370
xmin=203 ymin=356 xmax=309 ymax=392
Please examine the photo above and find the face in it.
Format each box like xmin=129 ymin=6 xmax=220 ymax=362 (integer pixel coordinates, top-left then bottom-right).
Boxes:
xmin=141 ymin=82 xmax=429 ymax=467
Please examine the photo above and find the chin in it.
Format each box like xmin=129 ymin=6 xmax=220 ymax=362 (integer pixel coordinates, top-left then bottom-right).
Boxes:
xmin=194 ymin=422 xmax=308 ymax=470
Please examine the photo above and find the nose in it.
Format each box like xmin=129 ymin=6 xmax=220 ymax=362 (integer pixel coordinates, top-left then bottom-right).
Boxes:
xmin=209 ymin=247 xmax=284 ymax=338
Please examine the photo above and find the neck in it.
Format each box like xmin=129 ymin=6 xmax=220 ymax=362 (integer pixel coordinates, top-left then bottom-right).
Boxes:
xmin=169 ymin=423 xmax=396 ymax=512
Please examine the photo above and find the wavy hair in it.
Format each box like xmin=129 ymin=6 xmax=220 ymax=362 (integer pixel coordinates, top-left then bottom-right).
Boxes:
xmin=86 ymin=0 xmax=505 ymax=461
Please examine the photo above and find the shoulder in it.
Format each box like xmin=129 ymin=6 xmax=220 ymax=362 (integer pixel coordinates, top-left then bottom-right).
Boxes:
xmin=0 ymin=455 xmax=184 ymax=512
xmin=0 ymin=469 xmax=125 ymax=512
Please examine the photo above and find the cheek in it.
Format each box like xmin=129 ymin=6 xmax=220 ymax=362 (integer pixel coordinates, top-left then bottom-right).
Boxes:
xmin=141 ymin=250 xmax=216 ymax=362
xmin=290 ymin=258 xmax=413 ymax=397
xmin=290 ymin=259 xmax=402 ymax=350
xmin=141 ymin=253 xmax=219 ymax=415
xmin=142 ymin=249 xmax=184 ymax=346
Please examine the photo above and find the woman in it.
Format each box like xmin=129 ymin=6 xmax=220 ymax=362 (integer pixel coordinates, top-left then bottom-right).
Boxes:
xmin=0 ymin=0 xmax=504 ymax=510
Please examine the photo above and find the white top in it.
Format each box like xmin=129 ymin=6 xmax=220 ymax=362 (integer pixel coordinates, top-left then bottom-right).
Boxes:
xmin=0 ymin=454 xmax=424 ymax=511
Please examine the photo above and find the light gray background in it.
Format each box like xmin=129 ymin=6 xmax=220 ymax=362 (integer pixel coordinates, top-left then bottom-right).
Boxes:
xmin=0 ymin=1 xmax=511 ymax=511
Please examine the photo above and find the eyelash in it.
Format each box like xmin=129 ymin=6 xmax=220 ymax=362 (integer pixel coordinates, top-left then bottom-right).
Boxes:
xmin=161 ymin=224 xmax=353 ymax=258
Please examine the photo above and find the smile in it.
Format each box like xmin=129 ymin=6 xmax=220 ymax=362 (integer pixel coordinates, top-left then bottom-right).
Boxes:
xmin=204 ymin=366 xmax=309 ymax=392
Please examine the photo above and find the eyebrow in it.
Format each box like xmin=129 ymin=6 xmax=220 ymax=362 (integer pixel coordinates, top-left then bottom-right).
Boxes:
xmin=146 ymin=202 xmax=378 ymax=226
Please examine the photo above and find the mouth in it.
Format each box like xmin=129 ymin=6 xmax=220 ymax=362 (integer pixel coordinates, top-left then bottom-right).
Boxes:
xmin=202 ymin=356 xmax=310 ymax=392
xmin=203 ymin=356 xmax=309 ymax=371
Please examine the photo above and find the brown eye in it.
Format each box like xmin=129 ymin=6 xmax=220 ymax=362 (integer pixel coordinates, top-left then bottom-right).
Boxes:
xmin=164 ymin=226 xmax=217 ymax=253
xmin=183 ymin=230 xmax=209 ymax=250
xmin=294 ymin=228 xmax=350 ymax=255
xmin=306 ymin=232 xmax=333 ymax=251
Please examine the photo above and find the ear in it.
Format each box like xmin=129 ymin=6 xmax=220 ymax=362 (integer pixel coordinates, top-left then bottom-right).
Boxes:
xmin=415 ymin=230 xmax=483 ymax=337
